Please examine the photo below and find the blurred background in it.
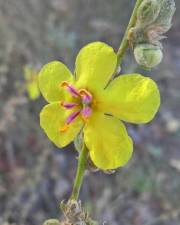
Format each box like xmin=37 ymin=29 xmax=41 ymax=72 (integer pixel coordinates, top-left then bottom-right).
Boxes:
xmin=0 ymin=0 xmax=180 ymax=224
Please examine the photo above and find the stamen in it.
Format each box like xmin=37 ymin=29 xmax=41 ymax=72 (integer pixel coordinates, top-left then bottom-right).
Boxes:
xmin=81 ymin=106 xmax=92 ymax=122
xmin=61 ymin=101 xmax=79 ymax=109
xmin=66 ymin=110 xmax=81 ymax=124
xmin=60 ymin=83 xmax=93 ymax=128
xmin=60 ymin=81 xmax=80 ymax=98
xmin=59 ymin=110 xmax=80 ymax=133
xmin=79 ymin=89 xmax=92 ymax=104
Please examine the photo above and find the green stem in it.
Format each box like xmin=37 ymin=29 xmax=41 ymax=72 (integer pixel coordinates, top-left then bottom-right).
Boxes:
xmin=117 ymin=0 xmax=143 ymax=66
xmin=69 ymin=0 xmax=143 ymax=202
xmin=70 ymin=144 xmax=88 ymax=200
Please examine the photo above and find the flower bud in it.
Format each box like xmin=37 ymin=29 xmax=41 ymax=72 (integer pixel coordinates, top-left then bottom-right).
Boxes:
xmin=137 ymin=0 xmax=160 ymax=27
xmin=155 ymin=0 xmax=176 ymax=31
xmin=43 ymin=219 xmax=60 ymax=225
xmin=134 ymin=44 xmax=163 ymax=69
xmin=132 ymin=0 xmax=176 ymax=47
xmin=60 ymin=200 xmax=98 ymax=225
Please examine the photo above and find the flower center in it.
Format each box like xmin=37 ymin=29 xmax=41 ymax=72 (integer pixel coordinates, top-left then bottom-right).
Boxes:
xmin=59 ymin=81 xmax=93 ymax=132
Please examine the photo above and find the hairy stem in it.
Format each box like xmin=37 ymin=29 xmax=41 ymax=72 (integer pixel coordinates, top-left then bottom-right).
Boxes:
xmin=70 ymin=144 xmax=88 ymax=200
xmin=117 ymin=0 xmax=143 ymax=66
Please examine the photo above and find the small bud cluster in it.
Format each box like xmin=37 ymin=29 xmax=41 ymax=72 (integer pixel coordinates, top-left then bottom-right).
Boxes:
xmin=43 ymin=200 xmax=98 ymax=225
xmin=129 ymin=0 xmax=176 ymax=69
xmin=60 ymin=200 xmax=98 ymax=225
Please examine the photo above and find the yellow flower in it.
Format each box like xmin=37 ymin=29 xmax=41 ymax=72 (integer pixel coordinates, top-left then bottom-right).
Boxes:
xmin=39 ymin=42 xmax=160 ymax=170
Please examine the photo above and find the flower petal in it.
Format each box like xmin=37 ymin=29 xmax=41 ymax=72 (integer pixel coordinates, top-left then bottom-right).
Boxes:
xmin=84 ymin=112 xmax=133 ymax=170
xmin=39 ymin=61 xmax=73 ymax=102
xmin=101 ymin=74 xmax=160 ymax=124
xmin=75 ymin=42 xmax=117 ymax=93
xmin=40 ymin=103 xmax=83 ymax=147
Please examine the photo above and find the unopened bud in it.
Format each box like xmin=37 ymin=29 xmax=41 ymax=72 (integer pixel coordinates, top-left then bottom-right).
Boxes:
xmin=60 ymin=200 xmax=99 ymax=225
xmin=155 ymin=0 xmax=176 ymax=31
xmin=134 ymin=44 xmax=163 ymax=69
xmin=131 ymin=0 xmax=176 ymax=47
xmin=43 ymin=219 xmax=60 ymax=225
xmin=137 ymin=0 xmax=160 ymax=27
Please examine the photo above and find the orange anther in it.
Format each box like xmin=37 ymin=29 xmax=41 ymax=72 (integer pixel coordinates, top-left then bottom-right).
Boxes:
xmin=59 ymin=124 xmax=69 ymax=132
xmin=60 ymin=101 xmax=64 ymax=107
xmin=60 ymin=81 xmax=69 ymax=88
xmin=79 ymin=89 xmax=91 ymax=97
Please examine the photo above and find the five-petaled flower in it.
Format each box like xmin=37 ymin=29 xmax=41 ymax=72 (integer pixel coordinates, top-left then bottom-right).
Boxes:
xmin=39 ymin=42 xmax=160 ymax=170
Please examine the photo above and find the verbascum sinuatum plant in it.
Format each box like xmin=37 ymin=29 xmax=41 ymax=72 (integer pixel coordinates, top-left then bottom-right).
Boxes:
xmin=38 ymin=0 xmax=175 ymax=224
